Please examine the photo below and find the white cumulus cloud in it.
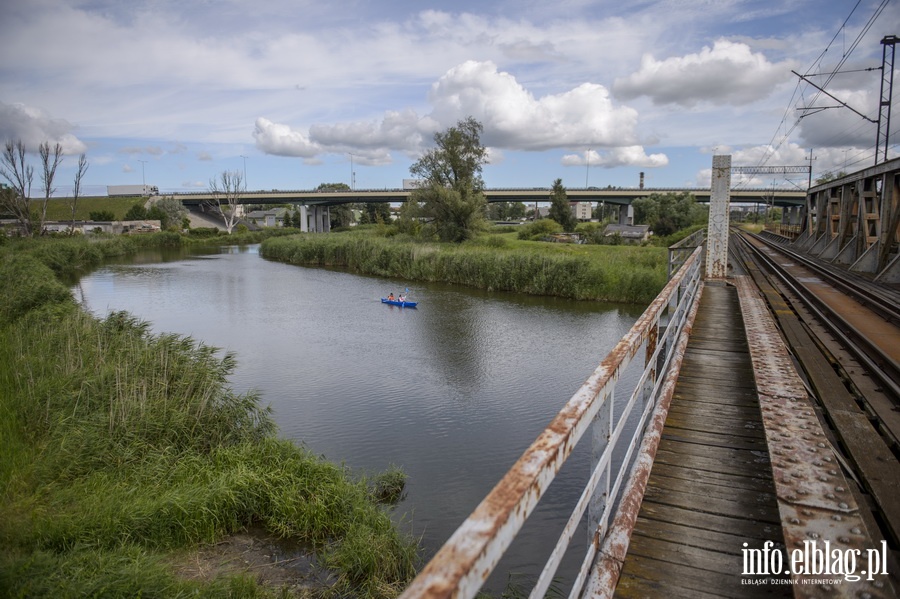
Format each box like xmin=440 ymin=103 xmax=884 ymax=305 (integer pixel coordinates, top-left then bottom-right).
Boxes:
xmin=0 ymin=101 xmax=87 ymax=154
xmin=613 ymin=39 xmax=795 ymax=107
xmin=428 ymin=60 xmax=640 ymax=150
xmin=253 ymin=117 xmax=321 ymax=158
xmin=562 ymin=147 xmax=668 ymax=169
xmin=255 ymin=60 xmax=647 ymax=165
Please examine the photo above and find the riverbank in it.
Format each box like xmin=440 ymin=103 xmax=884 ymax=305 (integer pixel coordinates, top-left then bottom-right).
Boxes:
xmin=0 ymin=233 xmax=418 ymax=598
xmin=260 ymin=230 xmax=668 ymax=304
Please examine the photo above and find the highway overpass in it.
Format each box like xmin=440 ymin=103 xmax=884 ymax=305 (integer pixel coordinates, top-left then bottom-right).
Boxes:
xmin=168 ymin=186 xmax=806 ymax=208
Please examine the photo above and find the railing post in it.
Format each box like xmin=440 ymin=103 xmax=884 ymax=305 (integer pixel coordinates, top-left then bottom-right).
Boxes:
xmin=589 ymin=387 xmax=614 ymax=544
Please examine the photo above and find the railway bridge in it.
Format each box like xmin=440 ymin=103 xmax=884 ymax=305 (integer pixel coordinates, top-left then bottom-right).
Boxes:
xmin=400 ymin=156 xmax=900 ymax=598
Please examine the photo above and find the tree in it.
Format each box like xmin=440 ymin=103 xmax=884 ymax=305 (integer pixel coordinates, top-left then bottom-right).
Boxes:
xmin=38 ymin=142 xmax=63 ymax=233
xmin=68 ymin=153 xmax=89 ymax=233
xmin=124 ymin=204 xmax=148 ymax=220
xmin=0 ymin=140 xmax=35 ymax=235
xmin=487 ymin=201 xmax=526 ymax=221
xmin=0 ymin=140 xmax=67 ymax=236
xmin=359 ymin=202 xmax=392 ymax=224
xmin=632 ymin=192 xmax=705 ymax=236
xmin=207 ymin=170 xmax=245 ymax=233
xmin=90 ymin=210 xmax=115 ymax=221
xmin=148 ymin=197 xmax=187 ymax=230
xmin=316 ymin=183 xmax=353 ymax=229
xmin=409 ymin=116 xmax=488 ymax=242
xmin=548 ymin=178 xmax=576 ymax=232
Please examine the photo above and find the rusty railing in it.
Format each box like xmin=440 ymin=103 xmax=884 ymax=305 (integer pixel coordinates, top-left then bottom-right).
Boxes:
xmin=399 ymin=245 xmax=705 ymax=599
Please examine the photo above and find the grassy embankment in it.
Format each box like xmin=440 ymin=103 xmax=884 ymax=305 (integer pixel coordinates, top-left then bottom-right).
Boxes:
xmin=0 ymin=234 xmax=418 ymax=598
xmin=41 ymin=196 xmax=149 ymax=221
xmin=260 ymin=229 xmax=669 ymax=304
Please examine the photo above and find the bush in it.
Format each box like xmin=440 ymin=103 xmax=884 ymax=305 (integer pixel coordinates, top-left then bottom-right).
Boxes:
xmin=124 ymin=205 xmax=148 ymax=221
xmin=188 ymin=227 xmax=222 ymax=238
xmin=89 ymin=210 xmax=116 ymax=221
xmin=516 ymin=219 xmax=562 ymax=241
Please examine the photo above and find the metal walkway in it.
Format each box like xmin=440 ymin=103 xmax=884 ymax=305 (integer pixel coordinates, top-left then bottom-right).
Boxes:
xmin=613 ymin=282 xmax=789 ymax=597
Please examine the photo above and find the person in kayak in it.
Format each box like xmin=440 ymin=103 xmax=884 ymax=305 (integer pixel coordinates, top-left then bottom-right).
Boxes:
xmin=388 ymin=293 xmax=395 ymax=301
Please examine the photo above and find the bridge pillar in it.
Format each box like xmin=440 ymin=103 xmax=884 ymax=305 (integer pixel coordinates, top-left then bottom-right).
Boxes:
xmin=616 ymin=204 xmax=634 ymax=225
xmin=299 ymin=205 xmax=332 ymax=233
xmin=706 ymin=155 xmax=731 ymax=279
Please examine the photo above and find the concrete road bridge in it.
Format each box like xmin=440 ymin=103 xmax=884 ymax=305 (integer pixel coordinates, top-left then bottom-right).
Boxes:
xmin=171 ymin=186 xmax=806 ymax=208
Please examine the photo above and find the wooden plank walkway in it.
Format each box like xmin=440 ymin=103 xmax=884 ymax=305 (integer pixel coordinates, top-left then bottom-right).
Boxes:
xmin=614 ymin=283 xmax=790 ymax=598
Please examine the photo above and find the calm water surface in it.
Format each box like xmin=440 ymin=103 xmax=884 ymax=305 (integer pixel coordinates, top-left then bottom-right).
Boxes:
xmin=75 ymin=243 xmax=645 ymax=592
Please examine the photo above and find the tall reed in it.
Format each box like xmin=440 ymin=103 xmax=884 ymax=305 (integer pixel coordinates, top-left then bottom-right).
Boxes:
xmin=260 ymin=232 xmax=668 ymax=304
xmin=0 ymin=236 xmax=419 ymax=598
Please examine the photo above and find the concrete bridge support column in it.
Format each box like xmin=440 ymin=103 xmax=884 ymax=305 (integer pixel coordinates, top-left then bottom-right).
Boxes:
xmin=302 ymin=205 xmax=332 ymax=233
xmin=617 ymin=204 xmax=634 ymax=226
xmin=706 ymin=155 xmax=731 ymax=279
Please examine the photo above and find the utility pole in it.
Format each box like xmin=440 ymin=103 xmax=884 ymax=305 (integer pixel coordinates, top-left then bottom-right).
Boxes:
xmin=807 ymin=149 xmax=816 ymax=188
xmin=585 ymin=149 xmax=590 ymax=188
xmin=876 ymin=35 xmax=897 ymax=165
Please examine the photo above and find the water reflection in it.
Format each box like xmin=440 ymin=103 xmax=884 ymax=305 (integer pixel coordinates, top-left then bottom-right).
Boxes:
xmin=75 ymin=243 xmax=645 ymax=593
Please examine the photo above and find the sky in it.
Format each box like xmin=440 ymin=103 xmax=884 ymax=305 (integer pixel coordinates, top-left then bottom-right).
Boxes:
xmin=1 ymin=0 xmax=898 ymax=197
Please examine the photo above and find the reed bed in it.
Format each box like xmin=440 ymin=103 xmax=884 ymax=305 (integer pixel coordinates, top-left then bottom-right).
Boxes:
xmin=260 ymin=232 xmax=668 ymax=304
xmin=0 ymin=236 xmax=418 ymax=598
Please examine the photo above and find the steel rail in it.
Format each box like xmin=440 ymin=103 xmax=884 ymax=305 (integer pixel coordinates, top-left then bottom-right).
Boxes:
xmin=753 ymin=231 xmax=900 ymax=326
xmin=734 ymin=232 xmax=900 ymax=403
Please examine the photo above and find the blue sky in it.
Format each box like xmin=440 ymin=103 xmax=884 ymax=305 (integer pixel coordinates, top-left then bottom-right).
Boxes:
xmin=1 ymin=0 xmax=897 ymax=196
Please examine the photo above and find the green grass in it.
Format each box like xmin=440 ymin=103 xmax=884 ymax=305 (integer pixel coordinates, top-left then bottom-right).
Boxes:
xmin=260 ymin=230 xmax=668 ymax=304
xmin=0 ymin=235 xmax=419 ymax=598
xmin=41 ymin=196 xmax=149 ymax=221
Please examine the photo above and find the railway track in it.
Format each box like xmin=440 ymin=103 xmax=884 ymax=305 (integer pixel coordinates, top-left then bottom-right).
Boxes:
xmin=730 ymin=229 xmax=900 ymax=555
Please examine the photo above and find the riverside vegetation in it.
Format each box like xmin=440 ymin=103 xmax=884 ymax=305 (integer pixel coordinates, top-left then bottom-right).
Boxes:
xmin=0 ymin=233 xmax=418 ymax=598
xmin=260 ymin=227 xmax=669 ymax=304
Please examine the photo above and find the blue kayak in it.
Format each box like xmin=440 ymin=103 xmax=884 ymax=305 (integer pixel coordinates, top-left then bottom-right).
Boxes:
xmin=381 ymin=298 xmax=417 ymax=308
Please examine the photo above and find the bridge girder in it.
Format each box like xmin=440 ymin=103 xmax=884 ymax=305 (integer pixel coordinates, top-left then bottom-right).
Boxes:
xmin=170 ymin=187 xmax=806 ymax=208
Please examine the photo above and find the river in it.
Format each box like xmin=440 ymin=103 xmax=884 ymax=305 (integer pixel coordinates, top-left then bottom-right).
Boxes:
xmin=74 ymin=242 xmax=645 ymax=594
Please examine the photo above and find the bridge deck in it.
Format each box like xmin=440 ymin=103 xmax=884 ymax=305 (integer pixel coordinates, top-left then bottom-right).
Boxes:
xmin=613 ymin=283 xmax=789 ymax=598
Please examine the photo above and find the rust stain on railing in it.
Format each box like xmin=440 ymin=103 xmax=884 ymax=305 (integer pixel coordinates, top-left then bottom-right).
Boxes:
xmin=399 ymin=247 xmax=704 ymax=599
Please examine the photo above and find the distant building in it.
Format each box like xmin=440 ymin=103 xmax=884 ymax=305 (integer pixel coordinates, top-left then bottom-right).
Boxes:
xmin=602 ymin=224 xmax=651 ymax=244
xmin=246 ymin=208 xmax=287 ymax=228
xmin=1 ymin=220 xmax=162 ymax=236
xmin=572 ymin=202 xmax=592 ymax=221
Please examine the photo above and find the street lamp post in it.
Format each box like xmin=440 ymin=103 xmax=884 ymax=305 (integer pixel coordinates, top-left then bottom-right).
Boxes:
xmin=138 ymin=159 xmax=147 ymax=186
xmin=240 ymin=155 xmax=247 ymax=189
xmin=349 ymin=153 xmax=356 ymax=190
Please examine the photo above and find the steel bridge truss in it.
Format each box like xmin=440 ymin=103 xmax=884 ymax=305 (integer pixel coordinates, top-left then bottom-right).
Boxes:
xmin=793 ymin=157 xmax=900 ymax=283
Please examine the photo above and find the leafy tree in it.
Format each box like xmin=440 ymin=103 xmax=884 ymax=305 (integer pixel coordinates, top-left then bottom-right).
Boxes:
xmin=815 ymin=171 xmax=847 ymax=185
xmin=632 ymin=192 xmax=705 ymax=236
xmin=124 ymin=204 xmax=148 ymax=220
xmin=409 ymin=116 xmax=488 ymax=242
xmin=89 ymin=210 xmax=115 ymax=221
xmin=148 ymin=197 xmax=187 ymax=230
xmin=548 ymin=178 xmax=576 ymax=232
xmin=359 ymin=202 xmax=392 ymax=224
xmin=488 ymin=201 xmax=526 ymax=221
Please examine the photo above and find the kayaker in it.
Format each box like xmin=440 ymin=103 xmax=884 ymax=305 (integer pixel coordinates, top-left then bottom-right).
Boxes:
xmin=398 ymin=294 xmax=405 ymax=302
xmin=388 ymin=293 xmax=395 ymax=301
